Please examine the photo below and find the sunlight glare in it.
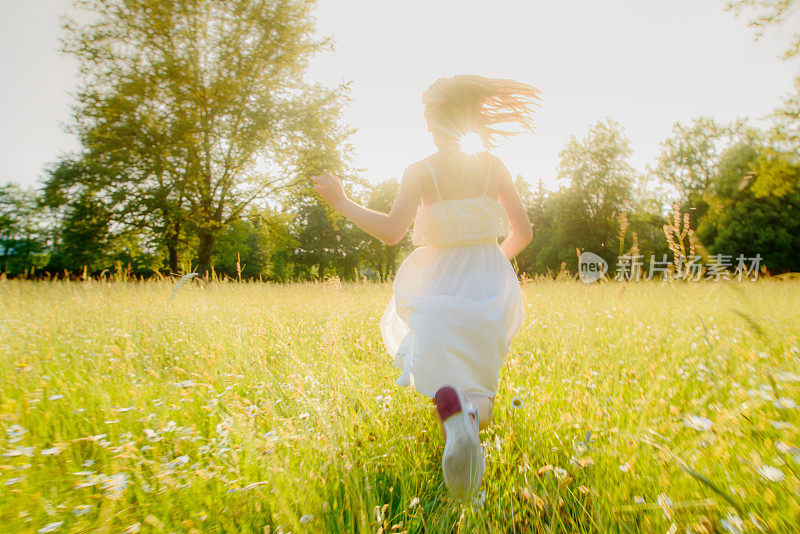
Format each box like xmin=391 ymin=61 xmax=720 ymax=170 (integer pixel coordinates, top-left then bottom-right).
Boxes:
xmin=459 ymin=132 xmax=484 ymax=155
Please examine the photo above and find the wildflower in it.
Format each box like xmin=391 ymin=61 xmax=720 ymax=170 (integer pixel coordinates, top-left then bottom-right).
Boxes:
xmin=3 ymin=446 xmax=34 ymax=457
xmin=657 ymin=493 xmax=673 ymax=520
xmin=757 ymin=465 xmax=784 ymax=482
xmin=749 ymin=513 xmax=766 ymax=532
xmin=72 ymin=504 xmax=94 ymax=516
xmin=38 ymin=522 xmax=63 ymax=533
xmin=300 ymin=515 xmax=313 ymax=524
xmin=408 ymin=497 xmax=420 ymax=509
xmin=683 ymin=415 xmax=713 ymax=431
xmin=510 ymin=396 xmax=524 ymax=409
xmin=773 ymin=398 xmax=797 ymax=409
xmin=6 ymin=424 xmax=26 ymax=443
xmin=169 ymin=455 xmax=189 ymax=469
xmin=721 ymin=512 xmax=744 ymax=534
xmin=102 ymin=472 xmax=129 ymax=499
xmin=775 ymin=441 xmax=797 ymax=455
xmin=770 ymin=420 xmax=794 ymax=430
xmin=553 ymin=467 xmax=568 ymax=480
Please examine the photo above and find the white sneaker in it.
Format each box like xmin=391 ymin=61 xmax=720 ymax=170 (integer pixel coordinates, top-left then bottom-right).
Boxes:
xmin=434 ymin=385 xmax=485 ymax=502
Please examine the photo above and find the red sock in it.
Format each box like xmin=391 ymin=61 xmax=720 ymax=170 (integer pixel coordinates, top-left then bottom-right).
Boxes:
xmin=434 ymin=386 xmax=462 ymax=422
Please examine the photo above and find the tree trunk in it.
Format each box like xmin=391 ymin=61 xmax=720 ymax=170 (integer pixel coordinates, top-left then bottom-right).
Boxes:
xmin=165 ymin=219 xmax=182 ymax=274
xmin=167 ymin=245 xmax=179 ymax=275
xmin=197 ymin=230 xmax=215 ymax=277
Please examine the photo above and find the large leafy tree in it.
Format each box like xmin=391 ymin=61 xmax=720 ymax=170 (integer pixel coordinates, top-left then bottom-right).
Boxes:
xmin=652 ymin=117 xmax=728 ymax=213
xmin=652 ymin=118 xmax=762 ymax=222
xmin=56 ymin=0 xmax=353 ymax=274
xmin=698 ymin=140 xmax=800 ymax=272
xmin=555 ymin=118 xmax=637 ymax=269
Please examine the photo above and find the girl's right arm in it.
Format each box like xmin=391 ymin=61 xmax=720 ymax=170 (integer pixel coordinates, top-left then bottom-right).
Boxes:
xmin=493 ymin=156 xmax=533 ymax=260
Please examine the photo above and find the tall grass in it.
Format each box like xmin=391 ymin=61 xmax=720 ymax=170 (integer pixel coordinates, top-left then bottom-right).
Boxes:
xmin=0 ymin=279 xmax=798 ymax=532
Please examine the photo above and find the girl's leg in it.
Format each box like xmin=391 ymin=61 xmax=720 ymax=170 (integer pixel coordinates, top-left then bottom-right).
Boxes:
xmin=465 ymin=393 xmax=494 ymax=432
xmin=433 ymin=393 xmax=494 ymax=441
xmin=433 ymin=398 xmax=475 ymax=442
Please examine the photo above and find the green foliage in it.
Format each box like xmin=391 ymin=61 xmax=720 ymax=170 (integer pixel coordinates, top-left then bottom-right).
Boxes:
xmin=727 ymin=0 xmax=800 ymax=60
xmin=554 ymin=118 xmax=638 ymax=270
xmin=360 ymin=178 xmax=410 ymax=281
xmin=0 ymin=184 xmax=49 ymax=276
xmin=652 ymin=117 xmax=728 ymax=213
xmin=515 ymin=120 xmax=671 ymax=277
xmin=751 ymin=150 xmax=799 ymax=198
xmin=46 ymin=189 xmax=113 ymax=273
xmin=211 ymin=207 xmax=297 ymax=280
xmin=57 ymin=0 xmax=354 ymax=274
xmin=698 ymin=141 xmax=800 ymax=273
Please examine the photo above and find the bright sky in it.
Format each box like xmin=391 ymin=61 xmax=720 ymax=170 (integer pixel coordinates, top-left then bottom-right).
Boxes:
xmin=1 ymin=0 xmax=798 ymax=191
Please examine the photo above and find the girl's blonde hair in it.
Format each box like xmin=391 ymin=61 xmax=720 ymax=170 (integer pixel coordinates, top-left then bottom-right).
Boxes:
xmin=422 ymin=75 xmax=541 ymax=149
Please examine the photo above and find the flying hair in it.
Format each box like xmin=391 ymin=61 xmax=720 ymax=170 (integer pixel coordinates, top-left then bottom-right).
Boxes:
xmin=422 ymin=75 xmax=542 ymax=149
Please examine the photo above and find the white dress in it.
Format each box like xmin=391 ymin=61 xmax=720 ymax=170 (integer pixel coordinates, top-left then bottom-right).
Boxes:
xmin=379 ymin=155 xmax=525 ymax=400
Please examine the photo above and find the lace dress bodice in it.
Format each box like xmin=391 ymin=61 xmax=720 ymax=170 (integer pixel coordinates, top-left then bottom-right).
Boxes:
xmin=411 ymin=197 xmax=510 ymax=247
xmin=410 ymin=156 xmax=510 ymax=247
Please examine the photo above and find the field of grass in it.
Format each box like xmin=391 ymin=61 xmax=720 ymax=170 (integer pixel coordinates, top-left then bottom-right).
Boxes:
xmin=1 ymin=278 xmax=799 ymax=533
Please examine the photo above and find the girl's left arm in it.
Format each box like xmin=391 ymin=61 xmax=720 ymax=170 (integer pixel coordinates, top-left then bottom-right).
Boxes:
xmin=311 ymin=165 xmax=422 ymax=246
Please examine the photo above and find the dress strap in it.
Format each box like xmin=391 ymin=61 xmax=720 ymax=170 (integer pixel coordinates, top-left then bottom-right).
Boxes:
xmin=424 ymin=158 xmax=442 ymax=200
xmin=483 ymin=158 xmax=492 ymax=195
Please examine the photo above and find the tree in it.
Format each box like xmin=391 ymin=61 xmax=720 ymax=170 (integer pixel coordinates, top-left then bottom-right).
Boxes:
xmin=744 ymin=78 xmax=800 ymax=199
xmin=46 ymin=189 xmax=114 ymax=273
xmin=508 ymin=175 xmax=539 ymax=275
xmin=555 ymin=118 xmax=637 ymax=269
xmin=652 ymin=117 xmax=727 ymax=211
xmin=727 ymin=0 xmax=800 ymax=60
xmin=212 ymin=206 xmax=295 ymax=279
xmin=697 ymin=141 xmax=800 ymax=273
xmin=59 ymin=0 xmax=354 ymax=274
xmin=0 ymin=184 xmax=49 ymax=276
xmin=360 ymin=178 xmax=411 ymax=281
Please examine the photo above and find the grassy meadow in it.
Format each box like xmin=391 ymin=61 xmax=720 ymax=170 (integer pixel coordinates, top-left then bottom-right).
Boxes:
xmin=0 ymin=278 xmax=799 ymax=533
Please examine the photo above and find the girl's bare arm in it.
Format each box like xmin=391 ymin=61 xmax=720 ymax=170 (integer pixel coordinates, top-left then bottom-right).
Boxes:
xmin=311 ymin=165 xmax=423 ymax=246
xmin=493 ymin=156 xmax=533 ymax=260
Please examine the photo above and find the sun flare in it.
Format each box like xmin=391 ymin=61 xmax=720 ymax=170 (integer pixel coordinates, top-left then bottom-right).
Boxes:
xmin=459 ymin=132 xmax=484 ymax=155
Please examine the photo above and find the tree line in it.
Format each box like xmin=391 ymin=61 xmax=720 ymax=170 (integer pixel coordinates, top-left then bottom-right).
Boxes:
xmin=1 ymin=0 xmax=798 ymax=281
